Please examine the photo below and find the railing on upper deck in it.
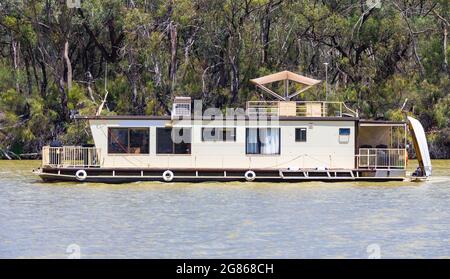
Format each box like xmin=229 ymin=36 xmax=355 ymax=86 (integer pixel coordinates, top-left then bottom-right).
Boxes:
xmin=246 ymin=101 xmax=280 ymax=116
xmin=42 ymin=146 xmax=101 ymax=168
xmin=357 ymin=148 xmax=406 ymax=169
xmin=246 ymin=101 xmax=358 ymax=117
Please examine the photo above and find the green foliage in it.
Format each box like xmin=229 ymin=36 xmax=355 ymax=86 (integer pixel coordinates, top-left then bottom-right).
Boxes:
xmin=0 ymin=0 xmax=449 ymax=157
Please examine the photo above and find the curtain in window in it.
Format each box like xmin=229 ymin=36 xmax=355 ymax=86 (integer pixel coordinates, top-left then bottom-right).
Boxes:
xmin=260 ymin=128 xmax=280 ymax=155
xmin=246 ymin=128 xmax=259 ymax=154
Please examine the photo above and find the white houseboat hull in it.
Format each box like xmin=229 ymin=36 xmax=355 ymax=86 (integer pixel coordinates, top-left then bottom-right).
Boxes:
xmin=34 ymin=167 xmax=406 ymax=183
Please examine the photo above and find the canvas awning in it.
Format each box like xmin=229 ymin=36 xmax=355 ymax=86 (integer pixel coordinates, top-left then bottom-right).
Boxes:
xmin=250 ymin=70 xmax=321 ymax=101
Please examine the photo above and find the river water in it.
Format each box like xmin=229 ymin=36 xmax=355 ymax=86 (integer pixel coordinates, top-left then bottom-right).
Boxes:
xmin=0 ymin=160 xmax=449 ymax=258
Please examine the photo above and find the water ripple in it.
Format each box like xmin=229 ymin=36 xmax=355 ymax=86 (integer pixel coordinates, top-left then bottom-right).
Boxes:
xmin=0 ymin=160 xmax=450 ymax=258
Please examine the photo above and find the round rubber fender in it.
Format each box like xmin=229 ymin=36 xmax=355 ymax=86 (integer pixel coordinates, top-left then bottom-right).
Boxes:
xmin=75 ymin=169 xmax=87 ymax=181
xmin=162 ymin=170 xmax=174 ymax=182
xmin=244 ymin=170 xmax=256 ymax=182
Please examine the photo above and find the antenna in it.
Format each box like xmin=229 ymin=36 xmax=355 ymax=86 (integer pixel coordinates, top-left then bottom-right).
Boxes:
xmin=96 ymin=62 xmax=109 ymax=116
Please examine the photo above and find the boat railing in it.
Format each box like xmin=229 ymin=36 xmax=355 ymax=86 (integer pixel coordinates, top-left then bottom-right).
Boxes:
xmin=41 ymin=147 xmax=405 ymax=170
xmin=42 ymin=146 xmax=101 ymax=168
xmin=246 ymin=101 xmax=358 ymax=117
xmin=357 ymin=148 xmax=406 ymax=169
xmin=246 ymin=101 xmax=280 ymax=117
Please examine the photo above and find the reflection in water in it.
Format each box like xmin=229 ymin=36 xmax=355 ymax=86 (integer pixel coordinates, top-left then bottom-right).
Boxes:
xmin=0 ymin=160 xmax=449 ymax=258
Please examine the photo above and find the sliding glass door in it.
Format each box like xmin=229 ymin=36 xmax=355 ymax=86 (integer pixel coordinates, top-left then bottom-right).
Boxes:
xmin=246 ymin=128 xmax=280 ymax=155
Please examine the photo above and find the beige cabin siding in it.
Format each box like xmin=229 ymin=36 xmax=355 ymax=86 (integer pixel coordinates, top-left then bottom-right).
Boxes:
xmin=89 ymin=119 xmax=355 ymax=170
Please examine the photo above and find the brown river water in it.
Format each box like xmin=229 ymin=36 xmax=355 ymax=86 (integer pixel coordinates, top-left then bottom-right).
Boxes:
xmin=0 ymin=160 xmax=449 ymax=258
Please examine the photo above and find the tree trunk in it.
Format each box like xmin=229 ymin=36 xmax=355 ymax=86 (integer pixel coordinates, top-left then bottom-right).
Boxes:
xmin=86 ymin=72 xmax=96 ymax=104
xmin=443 ymin=0 xmax=449 ymax=72
xmin=260 ymin=5 xmax=271 ymax=65
xmin=63 ymin=40 xmax=72 ymax=91
xmin=228 ymin=32 xmax=240 ymax=103
xmin=24 ymin=59 xmax=33 ymax=95
xmin=59 ymin=77 xmax=69 ymax=121
xmin=38 ymin=60 xmax=47 ymax=97
xmin=132 ymin=81 xmax=138 ymax=113
xmin=11 ymin=39 xmax=20 ymax=93
xmin=444 ymin=25 xmax=448 ymax=71
xmin=169 ymin=22 xmax=178 ymax=94
xmin=230 ymin=55 xmax=240 ymax=103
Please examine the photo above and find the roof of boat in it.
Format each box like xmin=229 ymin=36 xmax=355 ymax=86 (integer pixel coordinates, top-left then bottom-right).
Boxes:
xmin=359 ymin=119 xmax=406 ymax=125
xmin=75 ymin=115 xmax=358 ymax=121
xmin=74 ymin=115 xmax=404 ymax=124
xmin=250 ymin=70 xmax=321 ymax=87
xmin=249 ymin=70 xmax=322 ymax=101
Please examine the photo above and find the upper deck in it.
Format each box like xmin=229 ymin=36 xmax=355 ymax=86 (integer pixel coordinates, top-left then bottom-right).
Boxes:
xmin=171 ymin=70 xmax=357 ymax=119
xmin=246 ymin=100 xmax=358 ymax=118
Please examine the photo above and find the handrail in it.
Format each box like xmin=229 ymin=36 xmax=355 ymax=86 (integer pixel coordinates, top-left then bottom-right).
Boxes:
xmin=246 ymin=101 xmax=357 ymax=117
xmin=41 ymin=147 xmax=405 ymax=170
xmin=246 ymin=101 xmax=279 ymax=116
xmin=356 ymin=148 xmax=406 ymax=169
xmin=342 ymin=102 xmax=358 ymax=117
xmin=42 ymin=146 xmax=101 ymax=168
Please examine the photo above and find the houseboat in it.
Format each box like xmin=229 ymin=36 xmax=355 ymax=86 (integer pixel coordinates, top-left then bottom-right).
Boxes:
xmin=33 ymin=71 xmax=432 ymax=183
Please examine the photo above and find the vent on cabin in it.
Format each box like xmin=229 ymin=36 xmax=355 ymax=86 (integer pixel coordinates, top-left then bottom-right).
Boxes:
xmin=172 ymin=97 xmax=192 ymax=118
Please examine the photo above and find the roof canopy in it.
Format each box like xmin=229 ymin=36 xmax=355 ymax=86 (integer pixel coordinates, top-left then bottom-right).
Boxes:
xmin=250 ymin=70 xmax=321 ymax=101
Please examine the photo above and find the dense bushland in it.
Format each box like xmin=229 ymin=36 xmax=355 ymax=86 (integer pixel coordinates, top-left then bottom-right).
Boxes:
xmin=0 ymin=0 xmax=449 ymax=158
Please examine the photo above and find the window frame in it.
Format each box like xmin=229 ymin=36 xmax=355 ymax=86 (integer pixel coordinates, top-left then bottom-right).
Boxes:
xmin=107 ymin=127 xmax=150 ymax=155
xmin=338 ymin=127 xmax=351 ymax=144
xmin=245 ymin=128 xmax=281 ymax=155
xmin=295 ymin=127 xmax=308 ymax=142
xmin=156 ymin=127 xmax=192 ymax=155
xmin=201 ymin=127 xmax=236 ymax=142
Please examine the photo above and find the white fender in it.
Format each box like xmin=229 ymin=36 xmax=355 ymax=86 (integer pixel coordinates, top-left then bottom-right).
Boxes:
xmin=244 ymin=170 xmax=256 ymax=182
xmin=75 ymin=170 xmax=87 ymax=181
xmin=162 ymin=170 xmax=174 ymax=182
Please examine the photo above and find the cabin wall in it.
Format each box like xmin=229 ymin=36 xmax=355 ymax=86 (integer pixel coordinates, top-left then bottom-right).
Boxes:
xmin=89 ymin=119 xmax=356 ymax=170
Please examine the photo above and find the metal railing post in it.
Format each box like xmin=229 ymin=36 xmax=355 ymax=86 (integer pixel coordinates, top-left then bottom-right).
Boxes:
xmin=388 ymin=149 xmax=391 ymax=169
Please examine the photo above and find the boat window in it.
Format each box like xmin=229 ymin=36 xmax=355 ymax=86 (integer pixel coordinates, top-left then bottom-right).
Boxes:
xmin=339 ymin=128 xmax=351 ymax=135
xmin=156 ymin=128 xmax=173 ymax=154
xmin=108 ymin=128 xmax=150 ymax=154
xmin=129 ymin=128 xmax=150 ymax=154
xmin=246 ymin=128 xmax=280 ymax=155
xmin=157 ymin=127 xmax=191 ymax=154
xmin=295 ymin=128 xmax=307 ymax=142
xmin=202 ymin=128 xmax=236 ymax=142
xmin=108 ymin=128 xmax=129 ymax=153
xmin=338 ymin=128 xmax=351 ymax=144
